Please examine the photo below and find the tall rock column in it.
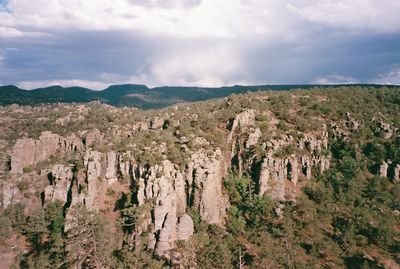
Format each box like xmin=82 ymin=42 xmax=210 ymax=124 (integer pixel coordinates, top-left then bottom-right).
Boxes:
xmin=188 ymin=148 xmax=228 ymax=225
xmin=394 ymin=164 xmax=400 ymax=181
xmin=258 ymin=156 xmax=286 ymax=201
xmin=83 ymin=150 xmax=103 ymax=209
xmin=105 ymin=151 xmax=118 ymax=184
xmin=44 ymin=164 xmax=74 ymax=204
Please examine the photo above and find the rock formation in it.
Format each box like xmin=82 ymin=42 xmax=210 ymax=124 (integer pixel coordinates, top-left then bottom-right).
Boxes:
xmin=188 ymin=148 xmax=228 ymax=225
xmin=228 ymin=109 xmax=255 ymax=143
xmin=128 ymin=148 xmax=228 ymax=258
xmin=257 ymin=129 xmax=331 ymax=200
xmin=258 ymin=156 xmax=286 ymax=200
xmin=44 ymin=164 xmax=74 ymax=204
xmin=83 ymin=150 xmax=103 ymax=209
xmin=2 ymin=184 xmax=19 ymax=209
xmin=150 ymin=117 xmax=165 ymax=130
xmin=394 ymin=164 xmax=400 ymax=181
xmin=177 ymin=214 xmax=194 ymax=241
xmin=105 ymin=151 xmax=118 ymax=184
xmin=245 ymin=128 xmax=262 ymax=148
xmin=85 ymin=129 xmax=103 ymax=147
xmin=380 ymin=161 xmax=389 ymax=178
xmin=10 ymin=131 xmax=83 ymax=174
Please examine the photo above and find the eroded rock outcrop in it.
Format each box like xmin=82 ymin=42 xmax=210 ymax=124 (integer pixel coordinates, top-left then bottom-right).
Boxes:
xmin=257 ymin=130 xmax=331 ymax=201
xmin=44 ymin=164 xmax=73 ymax=203
xmin=380 ymin=161 xmax=389 ymax=178
xmin=2 ymin=184 xmax=19 ymax=209
xmin=105 ymin=151 xmax=118 ymax=184
xmin=130 ymin=148 xmax=228 ymax=259
xmin=228 ymin=109 xmax=255 ymax=143
xmin=188 ymin=148 xmax=228 ymax=225
xmin=258 ymin=156 xmax=286 ymax=200
xmin=246 ymin=128 xmax=262 ymax=149
xmin=83 ymin=150 xmax=103 ymax=209
xmin=85 ymin=129 xmax=103 ymax=147
xmin=150 ymin=117 xmax=165 ymax=130
xmin=133 ymin=160 xmax=187 ymax=257
xmin=177 ymin=214 xmax=194 ymax=241
xmin=394 ymin=164 xmax=400 ymax=181
xmin=10 ymin=131 xmax=84 ymax=174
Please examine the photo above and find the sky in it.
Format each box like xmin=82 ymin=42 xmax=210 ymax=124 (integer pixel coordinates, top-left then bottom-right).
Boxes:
xmin=0 ymin=0 xmax=400 ymax=89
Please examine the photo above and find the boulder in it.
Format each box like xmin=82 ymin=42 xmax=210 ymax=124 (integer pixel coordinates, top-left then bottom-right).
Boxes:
xmin=177 ymin=214 xmax=194 ymax=241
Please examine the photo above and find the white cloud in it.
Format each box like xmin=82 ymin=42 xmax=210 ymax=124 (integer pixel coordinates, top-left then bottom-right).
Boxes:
xmin=0 ymin=0 xmax=307 ymax=39
xmin=0 ymin=25 xmax=24 ymax=37
xmin=139 ymin=44 xmax=247 ymax=87
xmin=312 ymin=74 xmax=359 ymax=84
xmin=372 ymin=68 xmax=400 ymax=85
xmin=1 ymin=0 xmax=398 ymax=40
xmin=287 ymin=0 xmax=400 ymax=33
xmin=16 ymin=79 xmax=110 ymax=90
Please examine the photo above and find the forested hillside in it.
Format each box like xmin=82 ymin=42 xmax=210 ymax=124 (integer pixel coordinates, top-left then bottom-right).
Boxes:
xmin=1 ymin=84 xmax=398 ymax=109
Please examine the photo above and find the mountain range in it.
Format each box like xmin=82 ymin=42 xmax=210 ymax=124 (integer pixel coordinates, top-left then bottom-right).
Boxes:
xmin=1 ymin=83 xmax=398 ymax=109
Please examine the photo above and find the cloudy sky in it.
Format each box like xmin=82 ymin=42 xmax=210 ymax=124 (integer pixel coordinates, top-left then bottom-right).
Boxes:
xmin=0 ymin=0 xmax=400 ymax=89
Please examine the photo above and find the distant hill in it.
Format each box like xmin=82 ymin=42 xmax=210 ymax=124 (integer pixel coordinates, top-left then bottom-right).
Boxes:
xmin=0 ymin=83 xmax=398 ymax=109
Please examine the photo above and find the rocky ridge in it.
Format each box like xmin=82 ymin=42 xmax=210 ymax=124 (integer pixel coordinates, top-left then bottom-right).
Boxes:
xmin=1 ymin=88 xmax=399 ymax=267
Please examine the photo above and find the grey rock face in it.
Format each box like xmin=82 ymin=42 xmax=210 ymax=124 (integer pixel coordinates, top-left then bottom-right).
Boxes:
xmin=345 ymin=112 xmax=360 ymax=131
xmin=246 ymin=128 xmax=262 ymax=149
xmin=11 ymin=132 xmax=60 ymax=174
xmin=2 ymin=184 xmax=19 ymax=209
xmin=105 ymin=151 xmax=118 ymax=184
xmin=380 ymin=161 xmax=389 ymax=178
xmin=85 ymin=129 xmax=103 ymax=147
xmin=44 ymin=164 xmax=74 ymax=204
xmin=257 ymin=130 xmax=331 ymax=201
xmin=118 ymin=152 xmax=134 ymax=179
xmin=177 ymin=214 xmax=194 ymax=241
xmin=258 ymin=156 xmax=286 ymax=200
xmin=188 ymin=148 xmax=228 ymax=225
xmin=155 ymin=212 xmax=178 ymax=258
xmin=228 ymin=109 xmax=255 ymax=143
xmin=10 ymin=131 xmax=83 ymax=174
xmin=83 ymin=150 xmax=103 ymax=209
xmin=133 ymin=160 xmax=188 ymax=258
xmin=394 ymin=164 xmax=400 ymax=181
xmin=299 ymin=131 xmax=329 ymax=153
xmin=131 ymin=148 xmax=227 ymax=259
